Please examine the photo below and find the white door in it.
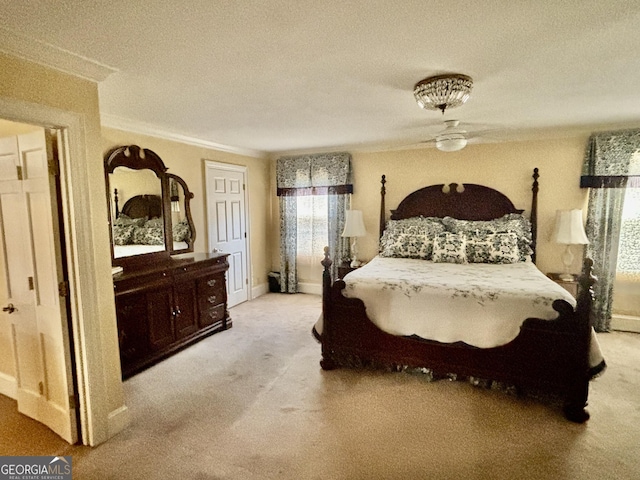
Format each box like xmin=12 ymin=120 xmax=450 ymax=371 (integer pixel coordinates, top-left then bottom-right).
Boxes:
xmin=0 ymin=129 xmax=77 ymax=443
xmin=205 ymin=163 xmax=249 ymax=308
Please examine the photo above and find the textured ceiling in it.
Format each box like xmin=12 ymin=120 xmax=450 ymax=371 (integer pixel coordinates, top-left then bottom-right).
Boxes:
xmin=2 ymin=0 xmax=640 ymax=156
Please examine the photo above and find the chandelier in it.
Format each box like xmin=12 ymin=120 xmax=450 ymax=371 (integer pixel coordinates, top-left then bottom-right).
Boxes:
xmin=413 ymin=74 xmax=473 ymax=114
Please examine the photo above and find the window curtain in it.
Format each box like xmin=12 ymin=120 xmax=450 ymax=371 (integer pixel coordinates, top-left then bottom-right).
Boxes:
xmin=580 ymin=129 xmax=640 ymax=331
xmin=277 ymin=152 xmax=353 ymax=292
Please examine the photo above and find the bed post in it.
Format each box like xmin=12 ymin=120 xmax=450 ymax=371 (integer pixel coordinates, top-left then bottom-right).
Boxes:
xmin=563 ymin=257 xmax=597 ymax=423
xmin=320 ymin=246 xmax=335 ymax=370
xmin=379 ymin=174 xmax=386 ymax=239
xmin=530 ymin=168 xmax=539 ymax=263
xmin=114 ymin=188 xmax=120 ymax=218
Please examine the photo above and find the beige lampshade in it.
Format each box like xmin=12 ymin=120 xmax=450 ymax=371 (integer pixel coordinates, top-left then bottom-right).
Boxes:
xmin=342 ymin=210 xmax=367 ymax=237
xmin=554 ymin=209 xmax=589 ymax=245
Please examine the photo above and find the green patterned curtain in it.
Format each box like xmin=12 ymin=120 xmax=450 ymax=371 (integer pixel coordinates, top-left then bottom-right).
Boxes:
xmin=277 ymin=152 xmax=352 ymax=292
xmin=581 ymin=129 xmax=640 ymax=331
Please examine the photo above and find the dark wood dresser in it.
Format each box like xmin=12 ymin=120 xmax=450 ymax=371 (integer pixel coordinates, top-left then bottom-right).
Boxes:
xmin=113 ymin=252 xmax=231 ymax=379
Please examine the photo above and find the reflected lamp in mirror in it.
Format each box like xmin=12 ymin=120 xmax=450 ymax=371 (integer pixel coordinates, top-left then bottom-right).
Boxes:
xmin=553 ymin=209 xmax=589 ymax=281
xmin=342 ymin=210 xmax=367 ymax=268
xmin=170 ymin=179 xmax=180 ymax=213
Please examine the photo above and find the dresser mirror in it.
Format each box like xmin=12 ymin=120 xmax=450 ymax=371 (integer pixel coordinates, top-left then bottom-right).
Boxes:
xmin=105 ymin=145 xmax=195 ymax=267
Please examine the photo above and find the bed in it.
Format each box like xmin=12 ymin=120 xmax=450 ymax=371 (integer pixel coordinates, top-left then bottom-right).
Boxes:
xmin=315 ymin=169 xmax=605 ymax=422
xmin=112 ymin=193 xmax=189 ymax=257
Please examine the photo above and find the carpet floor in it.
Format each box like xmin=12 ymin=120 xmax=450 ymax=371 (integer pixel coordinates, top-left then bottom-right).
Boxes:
xmin=1 ymin=293 xmax=639 ymax=479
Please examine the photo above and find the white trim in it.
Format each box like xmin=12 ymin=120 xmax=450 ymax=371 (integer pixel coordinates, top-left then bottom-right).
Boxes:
xmin=0 ymin=371 xmax=17 ymax=399
xmin=204 ymin=161 xmax=252 ymax=305
xmin=252 ymin=283 xmax=269 ymax=299
xmin=0 ymin=27 xmax=117 ymax=82
xmin=102 ymin=114 xmax=267 ymax=159
xmin=612 ymin=314 xmax=640 ymax=333
xmin=297 ymin=282 xmax=322 ymax=296
xmin=107 ymin=404 xmax=130 ymax=438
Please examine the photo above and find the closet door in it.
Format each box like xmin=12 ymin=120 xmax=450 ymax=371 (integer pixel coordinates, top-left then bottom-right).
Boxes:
xmin=0 ymin=130 xmax=77 ymax=443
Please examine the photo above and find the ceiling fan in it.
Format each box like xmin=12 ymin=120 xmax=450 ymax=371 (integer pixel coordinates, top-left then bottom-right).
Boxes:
xmin=428 ymin=119 xmax=469 ymax=152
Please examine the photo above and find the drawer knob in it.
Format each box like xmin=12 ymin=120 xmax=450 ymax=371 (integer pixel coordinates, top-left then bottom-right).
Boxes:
xmin=208 ymin=295 xmax=217 ymax=304
xmin=207 ymin=279 xmax=216 ymax=287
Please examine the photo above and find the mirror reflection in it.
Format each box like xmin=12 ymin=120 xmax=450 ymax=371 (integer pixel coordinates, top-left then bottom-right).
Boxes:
xmin=110 ymin=167 xmax=165 ymax=258
xmin=169 ymin=177 xmax=192 ymax=252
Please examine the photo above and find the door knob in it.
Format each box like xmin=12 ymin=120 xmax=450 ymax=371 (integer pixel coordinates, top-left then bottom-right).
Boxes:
xmin=2 ymin=303 xmax=16 ymax=314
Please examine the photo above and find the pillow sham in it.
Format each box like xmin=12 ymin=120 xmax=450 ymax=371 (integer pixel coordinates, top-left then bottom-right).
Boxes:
xmin=379 ymin=233 xmax=433 ymax=259
xmin=487 ymin=232 xmax=521 ymax=264
xmin=384 ymin=216 xmax=445 ymax=236
xmin=432 ymin=232 xmax=468 ymax=264
xmin=144 ymin=217 xmax=163 ymax=227
xmin=380 ymin=216 xmax=445 ymax=258
xmin=113 ymin=214 xmax=146 ymax=227
xmin=465 ymin=231 xmax=521 ymax=264
xmin=442 ymin=214 xmax=533 ymax=261
xmin=112 ymin=224 xmax=136 ymax=245
xmin=173 ymin=219 xmax=191 ymax=243
xmin=133 ymin=225 xmax=164 ymax=245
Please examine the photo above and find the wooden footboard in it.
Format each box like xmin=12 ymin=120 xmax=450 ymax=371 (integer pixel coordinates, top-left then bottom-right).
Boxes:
xmin=320 ymin=250 xmax=597 ymax=422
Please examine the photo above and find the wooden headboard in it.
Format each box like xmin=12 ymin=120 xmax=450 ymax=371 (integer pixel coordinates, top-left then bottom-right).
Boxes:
xmin=120 ymin=194 xmax=163 ymax=220
xmin=379 ymin=168 xmax=540 ymax=261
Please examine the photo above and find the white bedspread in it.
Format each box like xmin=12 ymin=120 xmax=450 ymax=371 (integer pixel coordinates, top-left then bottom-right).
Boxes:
xmin=114 ymin=241 xmax=188 ymax=258
xmin=342 ymin=256 xmax=577 ymax=348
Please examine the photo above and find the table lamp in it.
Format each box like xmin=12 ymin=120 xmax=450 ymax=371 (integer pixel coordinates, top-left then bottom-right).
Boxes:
xmin=342 ymin=210 xmax=367 ymax=268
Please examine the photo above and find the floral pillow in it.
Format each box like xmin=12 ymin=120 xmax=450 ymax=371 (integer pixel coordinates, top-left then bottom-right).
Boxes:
xmin=113 ymin=214 xmax=146 ymax=227
xmin=173 ymin=219 xmax=191 ymax=243
xmin=384 ymin=216 xmax=445 ymax=235
xmin=432 ymin=232 xmax=468 ymax=264
xmin=442 ymin=214 xmax=533 ymax=261
xmin=112 ymin=224 xmax=136 ymax=245
xmin=380 ymin=233 xmax=433 ymax=259
xmin=144 ymin=217 xmax=163 ymax=228
xmin=488 ymin=232 xmax=521 ymax=264
xmin=380 ymin=217 xmax=445 ymax=258
xmin=133 ymin=225 xmax=164 ymax=245
xmin=466 ymin=231 xmax=521 ymax=264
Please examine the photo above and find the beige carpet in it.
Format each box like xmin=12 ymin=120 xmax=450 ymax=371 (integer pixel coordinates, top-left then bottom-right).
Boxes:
xmin=1 ymin=293 xmax=639 ymax=479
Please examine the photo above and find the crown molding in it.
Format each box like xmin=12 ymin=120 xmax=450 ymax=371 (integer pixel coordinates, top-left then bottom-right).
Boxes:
xmin=100 ymin=113 xmax=267 ymax=159
xmin=0 ymin=27 xmax=117 ymax=82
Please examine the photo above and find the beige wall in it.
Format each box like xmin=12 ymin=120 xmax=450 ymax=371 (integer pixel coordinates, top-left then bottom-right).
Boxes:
xmin=270 ymin=136 xmax=591 ymax=279
xmin=0 ymin=52 xmax=125 ymax=444
xmin=102 ymin=128 xmax=272 ymax=291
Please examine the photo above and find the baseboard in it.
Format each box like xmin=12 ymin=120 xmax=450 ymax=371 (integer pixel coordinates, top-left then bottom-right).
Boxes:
xmin=252 ymin=283 xmax=268 ymax=299
xmin=0 ymin=372 xmax=16 ymax=399
xmin=297 ymin=282 xmax=322 ymax=296
xmin=612 ymin=314 xmax=640 ymax=333
xmin=107 ymin=404 xmax=130 ymax=440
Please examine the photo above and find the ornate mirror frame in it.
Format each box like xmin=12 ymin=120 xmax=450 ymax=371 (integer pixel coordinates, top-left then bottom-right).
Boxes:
xmin=105 ymin=145 xmax=195 ymax=267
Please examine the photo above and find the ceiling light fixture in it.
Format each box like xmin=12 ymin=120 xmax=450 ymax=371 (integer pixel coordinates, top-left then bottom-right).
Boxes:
xmin=436 ymin=135 xmax=467 ymax=152
xmin=434 ymin=119 xmax=468 ymax=152
xmin=414 ymin=74 xmax=473 ymax=114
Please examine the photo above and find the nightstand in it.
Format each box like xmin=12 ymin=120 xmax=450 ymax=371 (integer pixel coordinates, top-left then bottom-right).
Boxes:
xmin=547 ymin=273 xmax=579 ymax=298
xmin=338 ymin=262 xmax=359 ymax=279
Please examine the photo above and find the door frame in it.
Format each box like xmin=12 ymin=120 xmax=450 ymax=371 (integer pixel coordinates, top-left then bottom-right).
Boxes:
xmin=204 ymin=160 xmax=251 ymax=303
xmin=0 ymin=96 xmax=128 ymax=445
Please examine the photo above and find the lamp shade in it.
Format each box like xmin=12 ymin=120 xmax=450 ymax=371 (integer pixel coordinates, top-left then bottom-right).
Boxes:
xmin=342 ymin=210 xmax=367 ymax=237
xmin=554 ymin=209 xmax=589 ymax=245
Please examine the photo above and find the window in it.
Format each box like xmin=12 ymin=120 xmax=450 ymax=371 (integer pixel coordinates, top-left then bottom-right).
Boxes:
xmin=617 ymin=187 xmax=640 ymax=281
xmin=296 ymin=195 xmax=328 ymax=284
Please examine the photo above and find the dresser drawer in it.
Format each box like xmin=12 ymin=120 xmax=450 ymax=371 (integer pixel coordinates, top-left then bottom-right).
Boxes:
xmin=197 ymin=274 xmax=226 ymax=308
xmin=199 ymin=304 xmax=226 ymax=327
